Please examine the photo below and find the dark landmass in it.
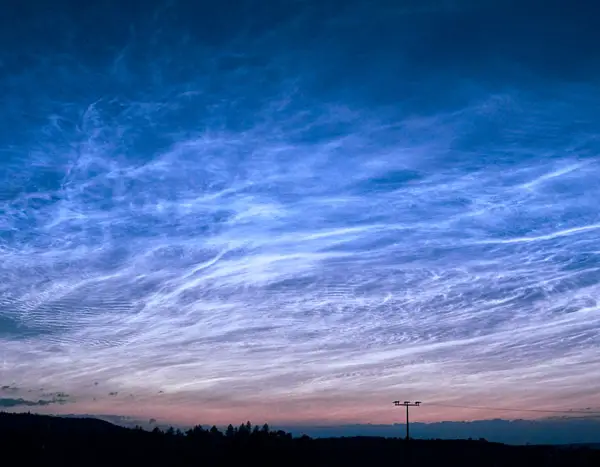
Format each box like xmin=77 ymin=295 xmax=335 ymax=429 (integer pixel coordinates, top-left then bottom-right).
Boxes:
xmin=56 ymin=413 xmax=600 ymax=445
xmin=1 ymin=412 xmax=599 ymax=466
xmin=275 ymin=419 xmax=600 ymax=445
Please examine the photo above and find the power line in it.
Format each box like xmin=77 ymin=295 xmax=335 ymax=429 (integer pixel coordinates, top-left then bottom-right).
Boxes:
xmin=424 ymin=402 xmax=600 ymax=415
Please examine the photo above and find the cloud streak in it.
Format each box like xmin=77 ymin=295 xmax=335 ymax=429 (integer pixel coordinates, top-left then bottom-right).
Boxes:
xmin=1 ymin=0 xmax=600 ymax=425
xmin=0 ymin=398 xmax=68 ymax=408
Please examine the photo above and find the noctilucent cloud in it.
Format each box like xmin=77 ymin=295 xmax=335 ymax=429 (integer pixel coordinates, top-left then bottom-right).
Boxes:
xmin=1 ymin=0 xmax=600 ymax=427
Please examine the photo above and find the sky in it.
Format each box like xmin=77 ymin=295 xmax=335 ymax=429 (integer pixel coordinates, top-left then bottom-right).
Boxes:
xmin=1 ymin=0 xmax=600 ymax=440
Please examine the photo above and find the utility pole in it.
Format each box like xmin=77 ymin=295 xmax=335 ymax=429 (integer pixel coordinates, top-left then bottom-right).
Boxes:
xmin=393 ymin=400 xmax=421 ymax=440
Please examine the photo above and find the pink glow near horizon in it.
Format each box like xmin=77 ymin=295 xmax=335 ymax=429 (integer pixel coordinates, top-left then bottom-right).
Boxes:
xmin=12 ymin=389 xmax=600 ymax=428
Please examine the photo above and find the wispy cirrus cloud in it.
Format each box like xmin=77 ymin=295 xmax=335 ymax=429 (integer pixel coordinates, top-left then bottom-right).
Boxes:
xmin=1 ymin=0 xmax=599 ymax=426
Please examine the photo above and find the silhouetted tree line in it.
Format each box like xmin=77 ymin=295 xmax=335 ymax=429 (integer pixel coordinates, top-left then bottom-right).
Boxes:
xmin=1 ymin=412 xmax=598 ymax=466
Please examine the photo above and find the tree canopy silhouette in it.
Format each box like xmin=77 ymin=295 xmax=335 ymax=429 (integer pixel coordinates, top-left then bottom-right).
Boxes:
xmin=0 ymin=411 xmax=598 ymax=466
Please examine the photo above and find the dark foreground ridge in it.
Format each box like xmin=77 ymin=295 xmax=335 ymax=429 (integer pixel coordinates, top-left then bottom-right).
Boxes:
xmin=1 ymin=412 xmax=598 ymax=466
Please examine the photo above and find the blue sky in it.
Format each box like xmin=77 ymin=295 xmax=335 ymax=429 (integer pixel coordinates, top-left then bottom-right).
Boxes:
xmin=1 ymin=0 xmax=599 ymax=441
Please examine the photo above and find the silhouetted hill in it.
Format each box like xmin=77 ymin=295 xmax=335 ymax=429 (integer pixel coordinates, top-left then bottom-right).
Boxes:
xmin=276 ymin=419 xmax=600 ymax=445
xmin=1 ymin=412 xmax=599 ymax=466
xmin=0 ymin=411 xmax=127 ymax=434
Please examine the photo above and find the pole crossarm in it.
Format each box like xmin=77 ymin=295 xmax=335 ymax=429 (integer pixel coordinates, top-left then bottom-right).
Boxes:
xmin=393 ymin=401 xmax=421 ymax=407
